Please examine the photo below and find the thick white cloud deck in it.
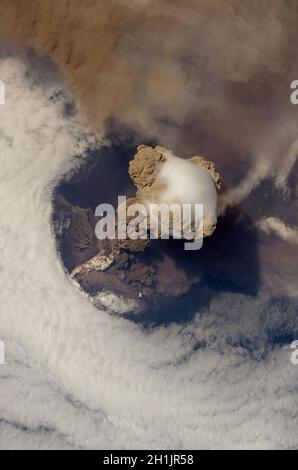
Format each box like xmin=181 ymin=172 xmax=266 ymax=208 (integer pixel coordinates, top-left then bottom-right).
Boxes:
xmin=0 ymin=49 xmax=297 ymax=450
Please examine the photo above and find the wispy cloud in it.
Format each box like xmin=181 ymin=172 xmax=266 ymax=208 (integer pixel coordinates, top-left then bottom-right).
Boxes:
xmin=258 ymin=217 xmax=298 ymax=244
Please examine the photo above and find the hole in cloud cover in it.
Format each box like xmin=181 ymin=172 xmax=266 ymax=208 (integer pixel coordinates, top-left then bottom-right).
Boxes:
xmin=53 ymin=142 xmax=261 ymax=327
xmin=0 ymin=45 xmax=298 ymax=450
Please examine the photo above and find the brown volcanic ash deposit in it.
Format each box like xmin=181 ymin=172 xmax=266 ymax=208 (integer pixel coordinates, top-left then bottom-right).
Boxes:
xmin=0 ymin=0 xmax=138 ymax=123
xmin=1 ymin=0 xmax=298 ymax=204
xmin=1 ymin=1 xmax=298 ymax=154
